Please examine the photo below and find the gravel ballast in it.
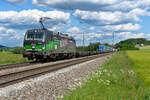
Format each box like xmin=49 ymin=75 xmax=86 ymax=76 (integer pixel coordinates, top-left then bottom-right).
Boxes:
xmin=0 ymin=54 xmax=112 ymax=100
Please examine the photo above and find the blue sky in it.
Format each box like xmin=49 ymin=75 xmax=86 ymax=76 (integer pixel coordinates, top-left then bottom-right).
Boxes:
xmin=0 ymin=0 xmax=150 ymax=47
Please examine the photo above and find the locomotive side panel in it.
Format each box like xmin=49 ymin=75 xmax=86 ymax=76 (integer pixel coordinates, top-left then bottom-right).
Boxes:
xmin=44 ymin=32 xmax=76 ymax=54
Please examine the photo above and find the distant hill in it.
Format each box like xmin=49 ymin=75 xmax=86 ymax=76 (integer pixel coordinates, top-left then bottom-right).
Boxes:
xmin=115 ymin=38 xmax=150 ymax=50
xmin=119 ymin=38 xmax=150 ymax=45
xmin=0 ymin=46 xmax=23 ymax=53
xmin=0 ymin=45 xmax=5 ymax=48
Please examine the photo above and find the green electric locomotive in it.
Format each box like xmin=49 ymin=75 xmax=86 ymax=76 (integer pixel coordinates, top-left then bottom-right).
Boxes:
xmin=23 ymin=17 xmax=76 ymax=60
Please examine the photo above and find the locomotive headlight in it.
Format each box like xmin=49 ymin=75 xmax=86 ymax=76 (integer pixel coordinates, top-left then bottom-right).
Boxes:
xmin=32 ymin=45 xmax=35 ymax=48
xmin=42 ymin=45 xmax=45 ymax=49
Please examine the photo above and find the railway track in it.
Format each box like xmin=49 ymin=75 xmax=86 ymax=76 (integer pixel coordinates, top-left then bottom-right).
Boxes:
xmin=0 ymin=53 xmax=113 ymax=88
xmin=0 ymin=62 xmax=39 ymax=70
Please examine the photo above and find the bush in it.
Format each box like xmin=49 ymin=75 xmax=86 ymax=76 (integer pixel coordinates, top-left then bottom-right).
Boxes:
xmin=11 ymin=47 xmax=24 ymax=54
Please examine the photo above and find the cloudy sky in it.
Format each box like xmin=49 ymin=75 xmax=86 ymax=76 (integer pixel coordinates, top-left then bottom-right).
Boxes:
xmin=0 ymin=0 xmax=150 ymax=47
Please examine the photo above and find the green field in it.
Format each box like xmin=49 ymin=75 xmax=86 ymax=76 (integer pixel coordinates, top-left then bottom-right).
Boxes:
xmin=63 ymin=52 xmax=148 ymax=100
xmin=126 ymin=50 xmax=150 ymax=90
xmin=138 ymin=45 xmax=150 ymax=50
xmin=0 ymin=52 xmax=29 ymax=65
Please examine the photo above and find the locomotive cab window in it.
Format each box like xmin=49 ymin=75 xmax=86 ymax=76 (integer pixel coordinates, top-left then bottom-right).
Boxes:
xmin=26 ymin=33 xmax=34 ymax=40
xmin=34 ymin=33 xmax=43 ymax=40
xmin=25 ymin=32 xmax=44 ymax=41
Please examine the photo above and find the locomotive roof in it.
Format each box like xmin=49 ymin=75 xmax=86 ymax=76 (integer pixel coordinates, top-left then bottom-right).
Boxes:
xmin=27 ymin=29 xmax=74 ymax=40
xmin=53 ymin=32 xmax=74 ymax=40
xmin=27 ymin=29 xmax=53 ymax=33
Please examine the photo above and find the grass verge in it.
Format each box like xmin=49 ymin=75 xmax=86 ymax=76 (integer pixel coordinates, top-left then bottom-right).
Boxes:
xmin=0 ymin=52 xmax=29 ymax=65
xmin=126 ymin=50 xmax=150 ymax=90
xmin=63 ymin=52 xmax=147 ymax=100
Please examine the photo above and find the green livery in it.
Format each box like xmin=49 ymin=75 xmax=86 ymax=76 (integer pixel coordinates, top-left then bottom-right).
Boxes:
xmin=25 ymin=45 xmax=42 ymax=50
xmin=46 ymin=41 xmax=60 ymax=50
xmin=25 ymin=45 xmax=32 ymax=50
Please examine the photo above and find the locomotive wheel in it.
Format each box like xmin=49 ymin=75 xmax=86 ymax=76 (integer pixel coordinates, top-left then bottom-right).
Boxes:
xmin=28 ymin=57 xmax=34 ymax=60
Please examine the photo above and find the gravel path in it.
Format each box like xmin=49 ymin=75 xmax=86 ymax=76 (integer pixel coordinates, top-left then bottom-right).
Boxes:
xmin=0 ymin=54 xmax=112 ymax=100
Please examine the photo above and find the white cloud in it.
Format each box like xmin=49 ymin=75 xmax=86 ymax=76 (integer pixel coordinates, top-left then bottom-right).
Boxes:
xmin=32 ymin=0 xmax=117 ymax=11
xmin=66 ymin=26 xmax=144 ymax=43
xmin=101 ymin=23 xmax=141 ymax=32
xmin=66 ymin=26 xmax=99 ymax=40
xmin=126 ymin=32 xmax=150 ymax=39
xmin=0 ymin=9 xmax=71 ymax=30
xmin=0 ymin=27 xmax=23 ymax=40
xmin=103 ymin=0 xmax=150 ymax=11
xmin=89 ymin=26 xmax=95 ymax=31
xmin=67 ymin=27 xmax=81 ymax=34
xmin=84 ymin=32 xmax=150 ymax=44
xmin=32 ymin=0 xmax=150 ymax=12
xmin=109 ymin=32 xmax=150 ymax=43
xmin=48 ymin=27 xmax=57 ymax=31
xmin=129 ymin=8 xmax=150 ymax=17
xmin=73 ymin=9 xmax=150 ymax=26
xmin=65 ymin=29 xmax=150 ymax=45
xmin=72 ymin=31 xmax=150 ymax=44
xmin=0 ymin=27 xmax=23 ymax=46
xmin=67 ymin=30 xmax=113 ymax=41
xmin=6 ymin=0 xmax=26 ymax=4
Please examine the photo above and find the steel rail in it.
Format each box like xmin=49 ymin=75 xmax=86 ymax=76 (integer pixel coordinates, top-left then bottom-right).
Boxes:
xmin=0 ymin=62 xmax=39 ymax=70
xmin=0 ymin=53 xmax=112 ymax=88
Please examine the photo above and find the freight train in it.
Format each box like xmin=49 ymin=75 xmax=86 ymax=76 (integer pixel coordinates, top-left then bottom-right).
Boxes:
xmin=23 ymin=17 xmax=113 ymax=61
xmin=98 ymin=45 xmax=113 ymax=52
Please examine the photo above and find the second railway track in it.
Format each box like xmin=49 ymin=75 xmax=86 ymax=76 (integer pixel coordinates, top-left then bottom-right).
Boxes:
xmin=0 ymin=62 xmax=39 ymax=70
xmin=0 ymin=53 xmax=113 ymax=88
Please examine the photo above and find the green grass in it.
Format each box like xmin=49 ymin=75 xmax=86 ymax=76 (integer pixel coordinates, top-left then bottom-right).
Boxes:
xmin=0 ymin=52 xmax=29 ymax=65
xmin=126 ymin=50 xmax=150 ymax=90
xmin=63 ymin=52 xmax=148 ymax=100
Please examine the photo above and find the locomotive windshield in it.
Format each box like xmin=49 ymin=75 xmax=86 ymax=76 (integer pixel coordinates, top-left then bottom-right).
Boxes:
xmin=25 ymin=32 xmax=44 ymax=41
xmin=27 ymin=33 xmax=34 ymax=40
xmin=34 ymin=33 xmax=43 ymax=40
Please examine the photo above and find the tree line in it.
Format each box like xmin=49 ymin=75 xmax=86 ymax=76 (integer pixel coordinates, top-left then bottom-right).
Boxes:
xmin=76 ymin=42 xmax=112 ymax=52
xmin=0 ymin=47 xmax=23 ymax=54
xmin=115 ymin=38 xmax=150 ymax=50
